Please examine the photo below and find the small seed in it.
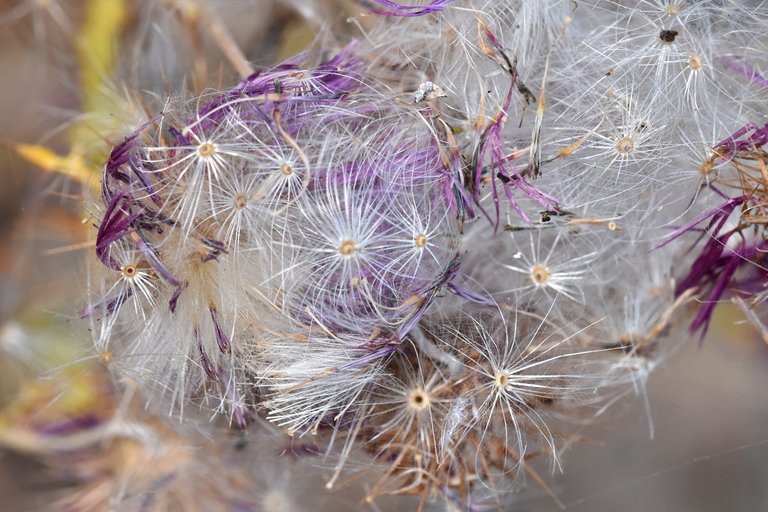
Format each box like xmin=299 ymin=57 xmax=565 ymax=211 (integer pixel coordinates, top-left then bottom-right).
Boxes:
xmin=659 ymin=29 xmax=678 ymax=43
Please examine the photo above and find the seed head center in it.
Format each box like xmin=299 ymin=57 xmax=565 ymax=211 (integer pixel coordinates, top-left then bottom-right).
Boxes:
xmin=280 ymin=163 xmax=293 ymax=176
xmin=495 ymin=372 xmax=509 ymax=388
xmin=339 ymin=240 xmax=357 ymax=256
xmin=121 ymin=264 xmax=138 ymax=279
xmin=615 ymin=136 xmax=635 ymax=155
xmin=414 ymin=233 xmax=428 ymax=248
xmin=234 ymin=193 xmax=248 ymax=209
xmin=688 ymin=55 xmax=702 ymax=70
xmin=197 ymin=141 xmax=217 ymax=159
xmin=530 ymin=264 xmax=550 ymax=286
xmin=100 ymin=351 xmax=113 ymax=365
xmin=665 ymin=4 xmax=680 ymax=16
xmin=408 ymin=389 xmax=430 ymax=411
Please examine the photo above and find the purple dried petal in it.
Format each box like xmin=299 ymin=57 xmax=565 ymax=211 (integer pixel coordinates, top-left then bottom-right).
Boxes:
xmin=201 ymin=238 xmax=228 ymax=263
xmin=128 ymin=158 xmax=162 ymax=206
xmin=366 ymin=0 xmax=452 ymax=17
xmin=185 ymin=44 xmax=366 ymax=135
xmin=37 ymin=415 xmax=101 ymax=436
xmin=674 ymin=224 xmax=735 ymax=296
xmin=662 ymin=189 xmax=768 ymax=339
xmin=447 ymin=282 xmax=496 ymax=306
xmin=688 ymin=252 xmax=741 ymax=339
xmin=103 ymin=116 xmax=161 ymax=201
xmin=130 ymin=230 xmax=180 ymax=287
xmin=209 ymin=304 xmax=231 ymax=354
xmin=339 ymin=345 xmax=398 ymax=369
xmin=196 ymin=327 xmax=218 ymax=381
xmin=168 ymin=282 xmax=187 ymax=313
xmin=685 ymin=236 xmax=768 ymax=339
xmin=654 ymin=194 xmax=746 ymax=251
xmin=711 ymin=122 xmax=768 ymax=164
xmin=719 ymin=56 xmax=768 ymax=91
xmin=95 ymin=189 xmax=144 ymax=269
xmin=396 ymin=255 xmax=461 ymax=339
xmin=470 ymin=46 xmax=558 ymax=229
xmin=80 ymin=288 xmax=133 ymax=318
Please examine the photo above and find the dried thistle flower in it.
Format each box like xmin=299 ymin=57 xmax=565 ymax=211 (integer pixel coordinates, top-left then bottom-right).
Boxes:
xmin=60 ymin=1 xmax=768 ymax=510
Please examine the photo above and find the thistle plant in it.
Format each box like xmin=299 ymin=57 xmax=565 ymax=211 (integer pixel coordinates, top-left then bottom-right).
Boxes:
xmin=3 ymin=0 xmax=767 ymax=510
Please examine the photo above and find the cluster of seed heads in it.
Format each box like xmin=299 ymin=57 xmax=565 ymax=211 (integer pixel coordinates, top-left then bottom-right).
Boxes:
xmin=84 ymin=1 xmax=768 ymax=509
